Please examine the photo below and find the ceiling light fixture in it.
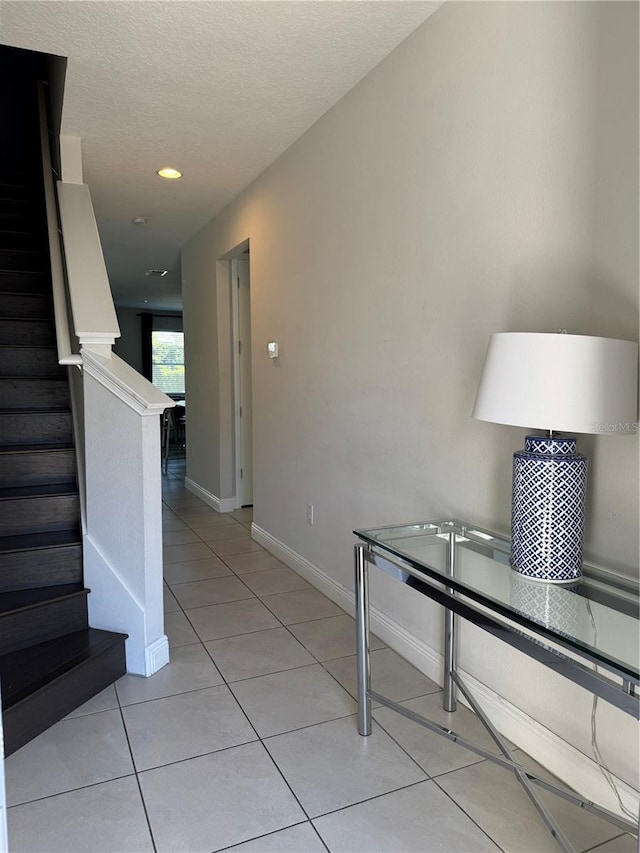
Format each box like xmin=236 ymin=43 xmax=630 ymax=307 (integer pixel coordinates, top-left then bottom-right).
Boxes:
xmin=156 ymin=168 xmax=182 ymax=179
xmin=132 ymin=217 xmax=148 ymax=225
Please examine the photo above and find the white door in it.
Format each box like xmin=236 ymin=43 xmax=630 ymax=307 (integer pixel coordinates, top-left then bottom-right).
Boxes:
xmin=233 ymin=257 xmax=253 ymax=506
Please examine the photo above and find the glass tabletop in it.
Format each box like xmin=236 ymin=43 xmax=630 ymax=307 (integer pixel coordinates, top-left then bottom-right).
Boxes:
xmin=354 ymin=520 xmax=639 ymax=681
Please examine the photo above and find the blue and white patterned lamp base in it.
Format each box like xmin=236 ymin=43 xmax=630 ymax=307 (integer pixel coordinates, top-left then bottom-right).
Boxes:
xmin=511 ymin=435 xmax=586 ymax=584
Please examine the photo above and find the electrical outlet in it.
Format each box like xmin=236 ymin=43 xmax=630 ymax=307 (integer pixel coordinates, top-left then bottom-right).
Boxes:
xmin=306 ymin=503 xmax=314 ymax=525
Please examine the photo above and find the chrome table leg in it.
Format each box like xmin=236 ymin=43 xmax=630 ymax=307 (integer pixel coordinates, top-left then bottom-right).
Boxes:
xmin=355 ymin=544 xmax=371 ymax=736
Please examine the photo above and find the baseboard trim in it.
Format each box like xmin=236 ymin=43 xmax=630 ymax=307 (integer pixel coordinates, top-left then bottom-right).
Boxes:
xmin=145 ymin=635 xmax=170 ymax=676
xmin=459 ymin=672 xmax=639 ymax=818
xmin=251 ymin=523 xmax=638 ymax=818
xmin=185 ymin=478 xmax=235 ymax=513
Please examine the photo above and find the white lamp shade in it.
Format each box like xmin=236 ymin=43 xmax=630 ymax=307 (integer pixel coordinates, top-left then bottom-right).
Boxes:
xmin=473 ymin=333 xmax=638 ymax=434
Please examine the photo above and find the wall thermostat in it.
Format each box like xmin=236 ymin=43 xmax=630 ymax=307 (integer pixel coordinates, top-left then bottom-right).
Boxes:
xmin=268 ymin=342 xmax=279 ymax=358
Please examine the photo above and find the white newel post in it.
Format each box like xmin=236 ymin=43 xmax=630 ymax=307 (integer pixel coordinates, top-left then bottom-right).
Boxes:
xmin=81 ymin=350 xmax=173 ymax=676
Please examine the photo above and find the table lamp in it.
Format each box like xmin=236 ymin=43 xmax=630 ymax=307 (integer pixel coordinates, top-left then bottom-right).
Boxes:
xmin=473 ymin=332 xmax=638 ymax=583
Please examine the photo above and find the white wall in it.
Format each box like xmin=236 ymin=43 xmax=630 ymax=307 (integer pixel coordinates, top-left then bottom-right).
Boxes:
xmin=182 ymin=0 xmax=638 ymax=802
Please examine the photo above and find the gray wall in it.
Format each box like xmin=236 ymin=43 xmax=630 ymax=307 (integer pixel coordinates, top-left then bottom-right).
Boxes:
xmin=182 ymin=1 xmax=638 ymax=798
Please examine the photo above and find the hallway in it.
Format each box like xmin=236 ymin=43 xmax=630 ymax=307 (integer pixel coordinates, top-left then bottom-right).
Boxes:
xmin=4 ymin=462 xmax=634 ymax=852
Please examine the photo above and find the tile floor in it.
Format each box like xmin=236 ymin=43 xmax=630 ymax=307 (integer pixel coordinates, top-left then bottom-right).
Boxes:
xmin=4 ymin=461 xmax=636 ymax=852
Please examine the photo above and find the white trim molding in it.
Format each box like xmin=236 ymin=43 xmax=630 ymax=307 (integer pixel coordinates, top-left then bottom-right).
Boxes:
xmin=82 ymin=349 xmax=172 ymax=416
xmin=185 ymin=478 xmax=236 ymax=513
xmin=250 ymin=523 xmax=638 ymax=820
xmin=145 ymin=635 xmax=170 ymax=676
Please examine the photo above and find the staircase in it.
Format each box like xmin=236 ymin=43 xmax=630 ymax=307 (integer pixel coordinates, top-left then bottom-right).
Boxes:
xmin=0 ymin=48 xmax=127 ymax=756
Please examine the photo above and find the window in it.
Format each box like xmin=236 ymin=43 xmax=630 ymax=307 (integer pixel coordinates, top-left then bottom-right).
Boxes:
xmin=152 ymin=331 xmax=185 ymax=395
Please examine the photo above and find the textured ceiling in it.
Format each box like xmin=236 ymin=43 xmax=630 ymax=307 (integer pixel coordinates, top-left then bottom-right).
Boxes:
xmin=0 ymin=1 xmax=443 ymax=310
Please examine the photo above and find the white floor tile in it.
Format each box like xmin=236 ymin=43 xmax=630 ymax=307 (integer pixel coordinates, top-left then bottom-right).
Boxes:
xmin=161 ymin=516 xmax=189 ymax=533
xmin=187 ymin=598 xmax=280 ymax=641
xmin=264 ymin=716 xmax=426 ymax=818
xmin=181 ymin=511 xmax=240 ymax=527
xmin=163 ymin=610 xmax=200 ymax=648
xmin=240 ymin=567 xmax=311 ymax=597
xmin=123 ymin=685 xmax=257 ymax=771
xmin=223 ymin=822 xmax=326 ymax=853
xmin=172 ymin=575 xmax=255 ymax=609
xmin=209 ymin=537 xmax=263 ymax=555
xmin=116 ymin=644 xmax=223 ymax=706
xmin=313 ymin=779 xmax=500 ymax=852
xmin=163 ymin=584 xmax=180 ymax=613
xmin=232 ymin=664 xmax=356 ymax=737
xmin=139 ymin=741 xmax=305 ymax=852
xmin=289 ymin=614 xmax=385 ymax=661
xmin=162 ymin=528 xmax=201 ymax=546
xmin=260 ymin=588 xmax=343 ymax=624
xmin=7 ymin=776 xmax=154 ymax=853
xmin=64 ymin=684 xmax=119 ymax=719
xmin=163 ymin=541 xmax=215 ymax=564
xmin=589 ymin=836 xmax=640 ymax=852
xmin=436 ymin=756 xmax=621 ymax=852
xmin=198 ymin=526 xmax=251 ymax=544
xmin=5 ymin=710 xmax=134 ymax=806
xmin=163 ymin=555 xmax=232 ymax=584
xmin=205 ymin=627 xmax=315 ymax=682
xmin=372 ymin=691 xmax=497 ymax=776
xmin=323 ymin=647 xmax=440 ymax=703
xmin=223 ymin=552 xmax=287 ymax=574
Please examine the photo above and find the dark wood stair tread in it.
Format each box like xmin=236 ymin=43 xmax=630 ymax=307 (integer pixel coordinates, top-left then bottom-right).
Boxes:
xmin=0 ymin=528 xmax=81 ymax=554
xmin=0 ymin=482 xmax=78 ymax=500
xmin=0 ymin=407 xmax=72 ymax=418
xmin=0 ymin=583 xmax=87 ymax=616
xmin=0 ymin=443 xmax=74 ymax=454
xmin=1 ymin=628 xmax=127 ymax=756
xmin=0 ymin=628 xmax=126 ymax=709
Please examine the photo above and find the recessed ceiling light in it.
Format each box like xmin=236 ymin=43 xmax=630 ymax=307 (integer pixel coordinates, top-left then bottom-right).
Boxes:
xmin=156 ymin=168 xmax=182 ymax=179
xmin=132 ymin=217 xmax=148 ymax=225
xmin=145 ymin=269 xmax=169 ymax=277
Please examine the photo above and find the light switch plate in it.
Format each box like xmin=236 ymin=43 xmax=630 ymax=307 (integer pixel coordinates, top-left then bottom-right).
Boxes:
xmin=268 ymin=341 xmax=279 ymax=358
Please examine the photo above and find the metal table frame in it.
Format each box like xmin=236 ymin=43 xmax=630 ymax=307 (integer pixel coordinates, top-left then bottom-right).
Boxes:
xmin=354 ymin=529 xmax=639 ymax=853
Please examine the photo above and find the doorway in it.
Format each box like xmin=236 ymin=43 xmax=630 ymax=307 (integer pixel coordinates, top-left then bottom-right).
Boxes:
xmin=231 ymin=252 xmax=253 ymax=508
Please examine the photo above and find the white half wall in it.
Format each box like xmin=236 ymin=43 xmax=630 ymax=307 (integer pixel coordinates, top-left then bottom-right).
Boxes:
xmin=182 ymin=0 xmax=639 ymax=796
xmin=82 ymin=352 xmax=170 ymax=675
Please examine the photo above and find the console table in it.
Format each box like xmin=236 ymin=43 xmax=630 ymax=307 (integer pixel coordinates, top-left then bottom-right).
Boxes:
xmin=354 ymin=520 xmax=639 ymax=853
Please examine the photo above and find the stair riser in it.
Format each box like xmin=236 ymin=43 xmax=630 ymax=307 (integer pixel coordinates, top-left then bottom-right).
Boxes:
xmin=0 ymin=215 xmax=33 ymax=236
xmin=0 ymin=544 xmax=82 ymax=593
xmin=0 ymin=171 xmax=29 ymax=187
xmin=0 ymin=271 xmax=50 ymax=293
xmin=2 ymin=637 xmax=126 ymax=756
xmin=0 ymin=450 xmax=76 ymax=488
xmin=0 ymin=378 xmax=69 ymax=409
xmin=0 ymin=494 xmax=79 ymax=537
xmin=0 ymin=198 xmax=40 ymax=217
xmin=0 ymin=412 xmax=73 ymax=446
xmin=0 ymin=293 xmax=53 ymax=318
xmin=0 ymin=318 xmax=56 ymax=346
xmin=0 ymin=593 xmax=88 ymax=656
xmin=0 ymin=249 xmax=46 ymax=272
xmin=0 ymin=184 xmax=38 ymax=203
xmin=0 ymin=347 xmax=64 ymax=377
